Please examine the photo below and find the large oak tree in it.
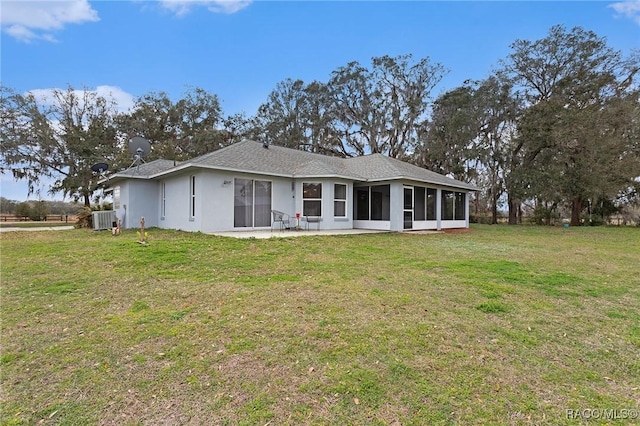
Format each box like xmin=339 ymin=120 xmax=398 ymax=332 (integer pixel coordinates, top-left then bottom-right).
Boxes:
xmin=1 ymin=86 xmax=120 ymax=205
xmin=503 ymin=25 xmax=640 ymax=225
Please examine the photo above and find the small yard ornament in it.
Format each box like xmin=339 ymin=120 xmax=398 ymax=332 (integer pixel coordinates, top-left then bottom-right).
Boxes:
xmin=137 ymin=216 xmax=149 ymax=245
xmin=112 ymin=218 xmax=121 ymax=236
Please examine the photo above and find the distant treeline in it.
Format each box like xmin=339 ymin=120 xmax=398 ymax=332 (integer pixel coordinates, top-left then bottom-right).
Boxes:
xmin=0 ymin=197 xmax=84 ymax=216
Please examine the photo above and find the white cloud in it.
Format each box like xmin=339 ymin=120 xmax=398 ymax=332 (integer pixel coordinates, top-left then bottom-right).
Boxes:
xmin=94 ymin=86 xmax=137 ymax=113
xmin=159 ymin=0 xmax=252 ymax=16
xmin=27 ymin=86 xmax=136 ymax=113
xmin=608 ymin=0 xmax=640 ymax=25
xmin=0 ymin=0 xmax=99 ymax=42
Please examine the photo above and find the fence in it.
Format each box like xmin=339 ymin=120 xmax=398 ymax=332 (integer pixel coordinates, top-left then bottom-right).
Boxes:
xmin=0 ymin=215 xmax=74 ymax=223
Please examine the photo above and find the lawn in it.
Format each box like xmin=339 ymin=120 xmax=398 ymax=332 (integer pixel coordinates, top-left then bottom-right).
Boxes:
xmin=1 ymin=225 xmax=639 ymax=425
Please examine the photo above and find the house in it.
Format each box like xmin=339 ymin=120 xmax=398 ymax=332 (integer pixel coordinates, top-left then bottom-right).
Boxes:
xmin=104 ymin=139 xmax=476 ymax=233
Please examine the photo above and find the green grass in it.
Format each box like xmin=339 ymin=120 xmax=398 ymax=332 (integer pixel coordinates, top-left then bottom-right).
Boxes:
xmin=1 ymin=225 xmax=639 ymax=425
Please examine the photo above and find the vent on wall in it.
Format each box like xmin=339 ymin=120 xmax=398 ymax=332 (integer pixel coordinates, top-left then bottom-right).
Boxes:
xmin=92 ymin=210 xmax=115 ymax=231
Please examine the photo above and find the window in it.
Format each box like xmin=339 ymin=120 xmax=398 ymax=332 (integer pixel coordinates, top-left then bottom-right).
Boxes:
xmin=442 ymin=190 xmax=454 ymax=220
xmin=189 ymin=175 xmax=196 ymax=219
xmin=113 ymin=186 xmax=120 ymax=209
xmin=455 ymin=192 xmax=466 ymax=220
xmin=414 ymin=187 xmax=426 ymax=221
xmin=160 ymin=181 xmax=166 ymax=219
xmin=303 ymin=183 xmax=322 ymax=216
xmin=426 ymin=188 xmax=437 ymax=220
xmin=355 ymin=187 xmax=369 ymax=220
xmin=334 ymin=184 xmax=347 ymax=217
xmin=371 ymin=185 xmax=390 ymax=220
xmin=354 ymin=185 xmax=390 ymax=221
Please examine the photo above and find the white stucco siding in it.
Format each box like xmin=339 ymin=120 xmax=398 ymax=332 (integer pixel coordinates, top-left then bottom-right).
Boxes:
xmin=119 ymin=180 xmax=160 ymax=229
xmin=198 ymin=171 xmax=234 ymax=233
xmin=413 ymin=221 xmax=439 ymax=231
xmin=441 ymin=220 xmax=468 ymax=229
xmin=352 ymin=220 xmax=391 ymax=230
xmin=200 ymin=171 xmax=294 ymax=232
xmin=161 ymin=172 xmax=201 ymax=232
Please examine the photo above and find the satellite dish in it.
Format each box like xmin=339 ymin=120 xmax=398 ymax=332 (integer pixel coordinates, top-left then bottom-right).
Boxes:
xmin=128 ymin=136 xmax=151 ymax=157
xmin=128 ymin=136 xmax=151 ymax=168
xmin=91 ymin=162 xmax=109 ymax=173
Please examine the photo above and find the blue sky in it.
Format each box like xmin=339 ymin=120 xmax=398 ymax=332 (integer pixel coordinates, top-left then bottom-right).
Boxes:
xmin=1 ymin=0 xmax=639 ymax=201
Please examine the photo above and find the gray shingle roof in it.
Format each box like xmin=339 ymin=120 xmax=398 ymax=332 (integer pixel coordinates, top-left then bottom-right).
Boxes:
xmin=109 ymin=140 xmax=475 ymax=191
xmin=119 ymin=159 xmax=178 ymax=177
xmin=347 ymin=154 xmax=477 ymax=190
xmin=188 ymin=140 xmax=354 ymax=178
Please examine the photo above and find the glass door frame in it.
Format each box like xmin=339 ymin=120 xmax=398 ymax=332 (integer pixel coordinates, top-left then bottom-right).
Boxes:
xmin=403 ymin=186 xmax=413 ymax=230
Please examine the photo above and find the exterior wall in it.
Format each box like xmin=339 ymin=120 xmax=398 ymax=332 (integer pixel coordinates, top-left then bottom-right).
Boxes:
xmin=389 ymin=182 xmax=404 ymax=232
xmin=352 ymin=220 xmax=391 ymax=230
xmin=160 ymin=171 xmax=201 ymax=232
xmin=440 ymin=220 xmax=468 ymax=229
xmin=293 ymin=178 xmax=353 ymax=230
xmin=122 ymin=171 xmax=471 ymax=233
xmin=413 ymin=220 xmax=439 ymax=230
xmin=160 ymin=170 xmax=296 ymax=233
xmin=205 ymin=171 xmax=294 ymax=232
xmin=118 ymin=180 xmax=160 ymax=229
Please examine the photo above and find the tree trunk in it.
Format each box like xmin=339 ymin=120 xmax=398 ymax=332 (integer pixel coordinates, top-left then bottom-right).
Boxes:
xmin=508 ymin=196 xmax=518 ymax=225
xmin=84 ymin=193 xmax=91 ymax=207
xmin=491 ymin=190 xmax=498 ymax=224
xmin=571 ymin=196 xmax=582 ymax=226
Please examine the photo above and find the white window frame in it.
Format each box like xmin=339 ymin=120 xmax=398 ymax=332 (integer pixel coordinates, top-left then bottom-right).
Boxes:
xmin=160 ymin=181 xmax=166 ymax=220
xmin=189 ymin=175 xmax=196 ymax=220
xmin=334 ymin=183 xmax=347 ymax=217
xmin=303 ymin=182 xmax=322 ymax=217
xmin=113 ymin=186 xmax=120 ymax=209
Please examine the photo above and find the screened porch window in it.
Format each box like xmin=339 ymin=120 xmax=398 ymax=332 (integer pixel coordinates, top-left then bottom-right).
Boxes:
xmin=442 ymin=190 xmax=454 ymax=220
xmin=427 ymin=188 xmax=437 ymax=220
xmin=414 ymin=187 xmax=425 ymax=221
xmin=371 ymin=185 xmax=390 ymax=220
xmin=354 ymin=185 xmax=390 ymax=221
xmin=355 ymin=187 xmax=369 ymax=220
xmin=303 ymin=183 xmax=322 ymax=216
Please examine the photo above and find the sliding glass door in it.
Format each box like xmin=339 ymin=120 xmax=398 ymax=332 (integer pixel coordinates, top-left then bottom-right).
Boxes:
xmin=234 ymin=179 xmax=272 ymax=228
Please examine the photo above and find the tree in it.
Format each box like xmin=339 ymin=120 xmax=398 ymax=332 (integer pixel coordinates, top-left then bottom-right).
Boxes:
xmin=14 ymin=202 xmax=31 ymax=218
xmin=417 ymin=85 xmax=479 ymax=180
xmin=253 ymin=79 xmax=347 ymax=156
xmin=31 ymin=200 xmax=48 ymax=221
xmin=328 ymin=55 xmax=446 ymax=158
xmin=254 ymin=79 xmax=310 ymax=150
xmin=0 ymin=197 xmax=17 ymax=214
xmin=417 ymin=77 xmax=520 ymax=224
xmin=1 ymin=86 xmax=120 ymax=206
xmin=473 ymin=77 xmax=521 ymax=224
xmin=116 ymin=87 xmax=226 ymax=163
xmin=501 ymin=25 xmax=640 ymax=225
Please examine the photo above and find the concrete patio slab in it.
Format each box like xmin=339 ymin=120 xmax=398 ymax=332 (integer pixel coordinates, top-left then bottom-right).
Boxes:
xmin=209 ymin=229 xmax=390 ymax=239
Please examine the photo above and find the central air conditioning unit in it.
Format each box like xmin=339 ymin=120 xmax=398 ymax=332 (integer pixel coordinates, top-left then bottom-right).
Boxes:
xmin=92 ymin=210 xmax=115 ymax=231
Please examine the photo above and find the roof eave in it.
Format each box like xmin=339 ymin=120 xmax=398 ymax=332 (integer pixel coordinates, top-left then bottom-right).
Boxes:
xmin=364 ymin=176 xmax=477 ymax=191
